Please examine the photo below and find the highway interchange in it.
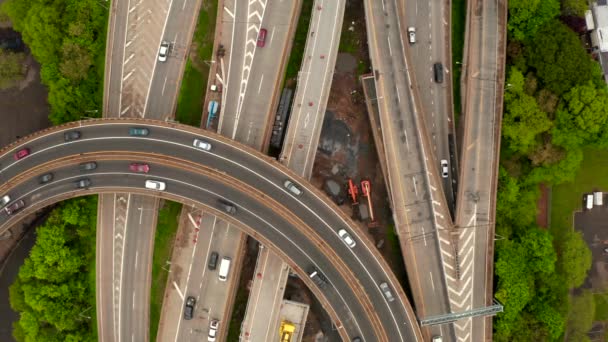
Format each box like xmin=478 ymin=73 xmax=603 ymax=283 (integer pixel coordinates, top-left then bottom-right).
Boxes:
xmin=0 ymin=120 xmax=423 ymax=341
xmin=1 ymin=0 xmax=507 ymax=339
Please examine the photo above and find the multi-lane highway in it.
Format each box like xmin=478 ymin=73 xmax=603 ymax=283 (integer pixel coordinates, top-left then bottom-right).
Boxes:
xmin=364 ymin=0 xmax=456 ymax=339
xmin=404 ymin=0 xmax=457 ymax=207
xmin=280 ymin=0 xmax=346 ymax=179
xmin=453 ymin=0 xmax=507 ymax=339
xmin=218 ymin=0 xmax=298 ymax=147
xmin=0 ymin=119 xmax=423 ymax=341
xmin=156 ymin=211 xmax=242 ymax=342
xmin=102 ymin=0 xmax=204 ymax=339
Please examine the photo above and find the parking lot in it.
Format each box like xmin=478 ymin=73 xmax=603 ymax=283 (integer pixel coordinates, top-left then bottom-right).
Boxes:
xmin=575 ymin=192 xmax=608 ymax=290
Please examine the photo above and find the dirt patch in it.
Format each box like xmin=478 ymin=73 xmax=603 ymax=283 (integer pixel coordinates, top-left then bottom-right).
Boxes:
xmin=537 ymin=183 xmax=549 ymax=228
xmin=0 ymin=57 xmax=50 ymax=148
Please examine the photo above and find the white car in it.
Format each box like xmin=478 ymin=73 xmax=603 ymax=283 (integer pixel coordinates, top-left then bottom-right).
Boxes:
xmin=145 ymin=180 xmax=166 ymax=191
xmin=0 ymin=195 xmax=10 ymax=209
xmin=379 ymin=282 xmax=395 ymax=302
xmin=440 ymin=159 xmax=449 ymax=178
xmin=193 ymin=138 xmax=212 ymax=151
xmin=208 ymin=319 xmax=219 ymax=341
xmin=407 ymin=27 xmax=416 ymax=44
xmin=338 ymin=229 xmax=356 ymax=248
xmin=158 ymin=41 xmax=170 ymax=62
xmin=284 ymin=180 xmax=303 ymax=196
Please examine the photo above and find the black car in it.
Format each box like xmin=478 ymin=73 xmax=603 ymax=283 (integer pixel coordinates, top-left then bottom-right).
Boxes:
xmin=218 ymin=199 xmax=237 ymax=215
xmin=79 ymin=162 xmax=97 ymax=171
xmin=184 ymin=296 xmax=196 ymax=320
xmin=64 ymin=131 xmax=81 ymax=142
xmin=433 ymin=62 xmax=444 ymax=83
xmin=208 ymin=252 xmax=219 ymax=270
xmin=76 ymin=178 xmax=91 ymax=189
xmin=39 ymin=173 xmax=53 ymax=184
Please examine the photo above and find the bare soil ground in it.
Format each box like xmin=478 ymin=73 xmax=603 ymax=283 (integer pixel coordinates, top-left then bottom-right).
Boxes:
xmin=537 ymin=183 xmax=549 ymax=228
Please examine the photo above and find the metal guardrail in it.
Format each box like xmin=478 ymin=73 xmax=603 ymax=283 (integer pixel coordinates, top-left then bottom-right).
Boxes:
xmin=419 ymin=301 xmax=504 ymax=326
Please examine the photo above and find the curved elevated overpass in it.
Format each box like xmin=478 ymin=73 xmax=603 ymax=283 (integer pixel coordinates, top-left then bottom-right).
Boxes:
xmin=0 ymin=119 xmax=422 ymax=341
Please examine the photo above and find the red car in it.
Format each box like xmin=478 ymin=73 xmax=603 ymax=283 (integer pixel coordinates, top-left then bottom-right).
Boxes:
xmin=14 ymin=148 xmax=30 ymax=160
xmin=257 ymin=28 xmax=267 ymax=47
xmin=129 ymin=163 xmax=150 ymax=173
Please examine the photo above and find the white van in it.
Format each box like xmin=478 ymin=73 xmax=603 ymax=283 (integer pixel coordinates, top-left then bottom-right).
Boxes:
xmin=586 ymin=194 xmax=594 ymax=210
xmin=218 ymin=257 xmax=231 ymax=282
xmin=595 ymin=192 xmax=603 ymax=206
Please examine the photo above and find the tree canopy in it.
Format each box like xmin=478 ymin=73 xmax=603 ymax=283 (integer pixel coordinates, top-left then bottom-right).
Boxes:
xmin=526 ymin=20 xmax=601 ymax=96
xmin=507 ymin=0 xmax=560 ymax=41
xmin=9 ymin=197 xmax=97 ymax=341
xmin=0 ymin=0 xmax=107 ymax=124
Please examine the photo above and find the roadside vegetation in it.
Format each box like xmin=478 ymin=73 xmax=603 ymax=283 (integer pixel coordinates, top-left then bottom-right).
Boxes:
xmin=0 ymin=0 xmax=108 ymax=124
xmin=149 ymin=201 xmax=182 ymax=340
xmin=284 ymin=0 xmax=314 ymax=81
xmin=0 ymin=48 xmax=27 ymax=89
xmin=451 ymin=0 xmax=466 ymax=121
xmin=494 ymin=0 xmax=602 ymax=340
xmin=9 ymin=197 xmax=98 ymax=341
xmin=175 ymin=0 xmax=218 ymax=127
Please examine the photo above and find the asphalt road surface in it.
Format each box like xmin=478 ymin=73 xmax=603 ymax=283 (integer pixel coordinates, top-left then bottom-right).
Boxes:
xmin=218 ymin=0 xmax=298 ymax=148
xmin=404 ymin=0 xmax=456 ymax=208
xmin=364 ymin=0 xmax=455 ymax=339
xmin=156 ymin=212 xmax=241 ymax=342
xmin=0 ymin=120 xmax=424 ymax=341
xmin=102 ymin=0 xmax=203 ymax=339
xmin=279 ymin=0 xmax=346 ymax=180
xmin=453 ymin=0 xmax=506 ymax=340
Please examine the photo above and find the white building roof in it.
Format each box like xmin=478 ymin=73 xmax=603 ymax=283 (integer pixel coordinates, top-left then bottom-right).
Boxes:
xmin=594 ymin=3 xmax=608 ymax=51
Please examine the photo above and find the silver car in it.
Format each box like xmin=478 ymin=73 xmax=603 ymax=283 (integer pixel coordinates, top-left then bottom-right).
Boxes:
xmin=284 ymin=180 xmax=302 ymax=196
xmin=379 ymin=282 xmax=395 ymax=302
xmin=338 ymin=229 xmax=356 ymax=248
xmin=158 ymin=41 xmax=170 ymax=62
xmin=0 ymin=195 xmax=11 ymax=209
xmin=193 ymin=138 xmax=212 ymax=151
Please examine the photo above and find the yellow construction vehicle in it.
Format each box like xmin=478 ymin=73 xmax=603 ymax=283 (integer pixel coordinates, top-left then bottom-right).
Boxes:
xmin=279 ymin=320 xmax=296 ymax=342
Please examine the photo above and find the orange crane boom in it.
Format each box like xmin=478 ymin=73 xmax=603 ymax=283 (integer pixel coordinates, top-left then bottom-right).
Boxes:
xmin=360 ymin=180 xmax=378 ymax=227
xmin=348 ymin=179 xmax=359 ymax=204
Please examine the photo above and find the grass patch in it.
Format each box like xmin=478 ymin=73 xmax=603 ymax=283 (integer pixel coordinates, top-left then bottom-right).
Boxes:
xmin=451 ymin=0 xmax=466 ymax=124
xmin=175 ymin=0 xmax=218 ymax=127
xmin=87 ymin=196 xmax=99 ymax=338
xmin=149 ymin=201 xmax=182 ymax=340
xmin=225 ymin=283 xmax=249 ymax=341
xmin=339 ymin=25 xmax=358 ymax=54
xmin=385 ymin=224 xmax=408 ymax=287
xmin=550 ymin=148 xmax=608 ymax=243
xmin=284 ymin=0 xmax=314 ymax=80
xmin=594 ymin=293 xmax=608 ymax=321
xmin=175 ymin=61 xmax=204 ymax=126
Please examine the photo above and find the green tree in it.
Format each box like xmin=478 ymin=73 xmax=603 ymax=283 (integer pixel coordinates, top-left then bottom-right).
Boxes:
xmin=508 ymin=0 xmax=560 ymax=40
xmin=526 ymin=20 xmax=600 ymax=95
xmin=561 ymin=0 xmax=589 ymax=17
xmin=9 ymin=198 xmax=98 ymax=341
xmin=503 ymin=67 xmax=552 ymax=154
xmin=0 ymin=48 xmax=26 ymax=89
xmin=558 ymin=230 xmax=592 ymax=288
xmin=553 ymin=83 xmax=608 ymax=149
